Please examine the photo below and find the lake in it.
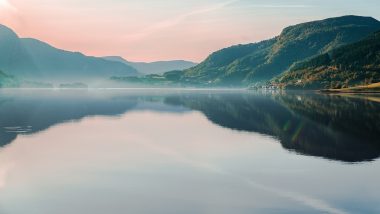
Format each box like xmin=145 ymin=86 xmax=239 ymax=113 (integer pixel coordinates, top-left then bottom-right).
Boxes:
xmin=0 ymin=89 xmax=379 ymax=214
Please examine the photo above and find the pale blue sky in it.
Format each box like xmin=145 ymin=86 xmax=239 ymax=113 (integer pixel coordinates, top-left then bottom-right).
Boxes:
xmin=0 ymin=0 xmax=379 ymax=62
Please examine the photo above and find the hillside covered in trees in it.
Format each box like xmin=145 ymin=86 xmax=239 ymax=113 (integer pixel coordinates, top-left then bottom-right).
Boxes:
xmin=272 ymin=31 xmax=380 ymax=89
xmin=172 ymin=16 xmax=380 ymax=86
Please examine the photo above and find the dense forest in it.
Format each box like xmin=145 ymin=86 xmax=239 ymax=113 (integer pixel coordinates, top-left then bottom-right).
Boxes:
xmin=273 ymin=31 xmax=380 ymax=89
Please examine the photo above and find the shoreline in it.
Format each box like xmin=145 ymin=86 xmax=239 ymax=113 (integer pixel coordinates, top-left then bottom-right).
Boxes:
xmin=319 ymin=83 xmax=380 ymax=94
xmin=319 ymin=90 xmax=380 ymax=94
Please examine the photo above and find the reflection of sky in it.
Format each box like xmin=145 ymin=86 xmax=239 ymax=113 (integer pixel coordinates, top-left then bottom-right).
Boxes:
xmin=0 ymin=0 xmax=379 ymax=62
xmin=0 ymin=111 xmax=379 ymax=214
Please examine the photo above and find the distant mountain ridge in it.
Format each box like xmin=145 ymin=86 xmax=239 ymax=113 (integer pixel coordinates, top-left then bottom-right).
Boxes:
xmin=272 ymin=31 xmax=380 ymax=89
xmin=103 ymin=56 xmax=197 ymax=75
xmin=172 ymin=15 xmax=380 ymax=86
xmin=0 ymin=24 xmax=138 ymax=81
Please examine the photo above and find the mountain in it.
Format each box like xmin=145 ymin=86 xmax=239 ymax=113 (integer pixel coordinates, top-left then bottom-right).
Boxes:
xmin=21 ymin=39 xmax=139 ymax=81
xmin=103 ymin=56 xmax=197 ymax=75
xmin=0 ymin=24 xmax=138 ymax=81
xmin=273 ymin=31 xmax=380 ymax=89
xmin=0 ymin=25 xmax=37 ymax=76
xmin=0 ymin=70 xmax=18 ymax=87
xmin=173 ymin=16 xmax=380 ymax=86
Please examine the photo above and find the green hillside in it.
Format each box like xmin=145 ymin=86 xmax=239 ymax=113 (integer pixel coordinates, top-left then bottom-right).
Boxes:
xmin=273 ymin=31 xmax=380 ymax=89
xmin=169 ymin=16 xmax=380 ymax=86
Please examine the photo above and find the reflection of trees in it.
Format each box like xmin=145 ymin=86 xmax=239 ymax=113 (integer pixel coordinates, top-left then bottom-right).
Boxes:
xmin=276 ymin=93 xmax=380 ymax=142
xmin=165 ymin=93 xmax=380 ymax=162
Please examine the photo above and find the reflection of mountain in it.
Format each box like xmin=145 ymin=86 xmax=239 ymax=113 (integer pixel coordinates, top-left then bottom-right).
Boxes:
xmin=164 ymin=93 xmax=380 ymax=162
xmin=0 ymin=91 xmax=191 ymax=146
xmin=277 ymin=94 xmax=380 ymax=161
xmin=1 ymin=90 xmax=379 ymax=162
xmin=0 ymin=92 xmax=137 ymax=146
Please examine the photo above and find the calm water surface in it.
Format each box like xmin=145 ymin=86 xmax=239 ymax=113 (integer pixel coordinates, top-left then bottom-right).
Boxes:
xmin=0 ymin=89 xmax=379 ymax=214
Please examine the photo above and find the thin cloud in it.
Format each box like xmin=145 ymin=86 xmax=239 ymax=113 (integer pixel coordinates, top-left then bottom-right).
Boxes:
xmin=0 ymin=163 xmax=14 ymax=189
xmin=249 ymin=4 xmax=313 ymax=8
xmin=136 ymin=132 xmax=348 ymax=214
xmin=124 ymin=0 xmax=239 ymax=42
xmin=244 ymin=179 xmax=348 ymax=214
xmin=0 ymin=0 xmax=18 ymax=12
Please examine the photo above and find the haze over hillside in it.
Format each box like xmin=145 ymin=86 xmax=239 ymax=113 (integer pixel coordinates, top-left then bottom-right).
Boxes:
xmin=103 ymin=56 xmax=197 ymax=75
xmin=1 ymin=15 xmax=380 ymax=90
xmin=0 ymin=24 xmax=138 ymax=82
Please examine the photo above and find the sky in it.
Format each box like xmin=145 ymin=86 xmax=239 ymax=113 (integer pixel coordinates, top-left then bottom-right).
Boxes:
xmin=0 ymin=0 xmax=379 ymax=62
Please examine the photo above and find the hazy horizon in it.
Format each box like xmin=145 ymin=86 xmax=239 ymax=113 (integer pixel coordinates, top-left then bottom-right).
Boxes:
xmin=1 ymin=0 xmax=380 ymax=62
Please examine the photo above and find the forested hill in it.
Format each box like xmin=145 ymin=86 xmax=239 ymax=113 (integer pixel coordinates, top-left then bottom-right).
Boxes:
xmin=272 ymin=31 xmax=380 ymax=89
xmin=167 ymin=16 xmax=380 ymax=86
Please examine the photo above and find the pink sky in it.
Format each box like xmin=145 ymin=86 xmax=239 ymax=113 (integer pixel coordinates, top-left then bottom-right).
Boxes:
xmin=0 ymin=0 xmax=379 ymax=62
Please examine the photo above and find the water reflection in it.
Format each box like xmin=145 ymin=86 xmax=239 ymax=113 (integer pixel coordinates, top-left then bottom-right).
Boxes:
xmin=0 ymin=89 xmax=379 ymax=162
xmin=0 ymin=89 xmax=380 ymax=214
xmin=165 ymin=92 xmax=380 ymax=162
xmin=2 ymin=111 xmax=361 ymax=214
